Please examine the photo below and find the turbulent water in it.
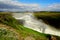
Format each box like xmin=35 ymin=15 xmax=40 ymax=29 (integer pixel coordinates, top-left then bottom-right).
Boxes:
xmin=12 ymin=12 xmax=60 ymax=36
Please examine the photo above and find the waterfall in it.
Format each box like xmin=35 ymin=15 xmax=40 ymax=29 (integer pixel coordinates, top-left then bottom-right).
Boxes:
xmin=23 ymin=13 xmax=46 ymax=33
xmin=13 ymin=12 xmax=60 ymax=36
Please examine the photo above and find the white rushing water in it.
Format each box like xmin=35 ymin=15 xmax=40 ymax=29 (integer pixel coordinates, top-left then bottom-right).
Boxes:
xmin=12 ymin=12 xmax=60 ymax=36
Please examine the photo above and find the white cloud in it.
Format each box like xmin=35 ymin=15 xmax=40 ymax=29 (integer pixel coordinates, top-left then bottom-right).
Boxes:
xmin=0 ymin=0 xmax=41 ymax=11
xmin=48 ymin=3 xmax=60 ymax=11
xmin=42 ymin=3 xmax=60 ymax=11
xmin=0 ymin=0 xmax=60 ymax=11
xmin=48 ymin=3 xmax=60 ymax=9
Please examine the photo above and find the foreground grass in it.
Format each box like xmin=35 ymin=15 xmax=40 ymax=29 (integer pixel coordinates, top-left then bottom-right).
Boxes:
xmin=0 ymin=28 xmax=19 ymax=40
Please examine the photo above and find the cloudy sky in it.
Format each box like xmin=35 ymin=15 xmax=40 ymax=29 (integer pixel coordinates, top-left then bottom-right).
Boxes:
xmin=0 ymin=0 xmax=60 ymax=11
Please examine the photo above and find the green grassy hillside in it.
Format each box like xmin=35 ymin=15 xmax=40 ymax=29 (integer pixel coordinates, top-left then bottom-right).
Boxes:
xmin=0 ymin=12 xmax=60 ymax=40
xmin=34 ymin=11 xmax=60 ymax=29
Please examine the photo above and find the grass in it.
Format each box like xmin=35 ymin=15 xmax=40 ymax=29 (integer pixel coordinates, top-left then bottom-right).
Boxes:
xmin=0 ymin=12 xmax=60 ymax=40
xmin=34 ymin=11 xmax=60 ymax=29
xmin=0 ymin=28 xmax=18 ymax=40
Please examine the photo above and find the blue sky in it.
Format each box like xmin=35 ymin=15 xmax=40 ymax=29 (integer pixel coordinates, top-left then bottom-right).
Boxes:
xmin=19 ymin=0 xmax=60 ymax=4
xmin=19 ymin=0 xmax=60 ymax=6
xmin=0 ymin=0 xmax=60 ymax=11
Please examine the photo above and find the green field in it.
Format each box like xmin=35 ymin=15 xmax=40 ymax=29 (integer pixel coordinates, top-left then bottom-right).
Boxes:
xmin=34 ymin=11 xmax=60 ymax=29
